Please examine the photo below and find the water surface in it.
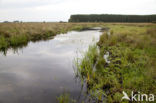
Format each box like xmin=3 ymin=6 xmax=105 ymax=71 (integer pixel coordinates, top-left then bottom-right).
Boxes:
xmin=0 ymin=30 xmax=101 ymax=103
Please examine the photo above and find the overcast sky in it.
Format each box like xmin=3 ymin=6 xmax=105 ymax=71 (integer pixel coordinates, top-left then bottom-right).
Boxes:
xmin=0 ymin=0 xmax=156 ymax=22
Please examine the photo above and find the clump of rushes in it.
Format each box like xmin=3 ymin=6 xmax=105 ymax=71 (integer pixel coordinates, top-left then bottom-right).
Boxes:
xmin=10 ymin=34 xmax=28 ymax=47
xmin=57 ymin=93 xmax=76 ymax=103
xmin=0 ymin=35 xmax=8 ymax=50
xmin=76 ymin=25 xmax=156 ymax=103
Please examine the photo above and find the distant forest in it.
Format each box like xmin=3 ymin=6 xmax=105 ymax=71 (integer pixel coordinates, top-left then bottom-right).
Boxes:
xmin=69 ymin=14 xmax=156 ymax=22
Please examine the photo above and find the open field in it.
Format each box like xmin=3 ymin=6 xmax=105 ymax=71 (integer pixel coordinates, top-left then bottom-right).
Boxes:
xmin=76 ymin=23 xmax=156 ymax=102
xmin=0 ymin=22 xmax=155 ymax=51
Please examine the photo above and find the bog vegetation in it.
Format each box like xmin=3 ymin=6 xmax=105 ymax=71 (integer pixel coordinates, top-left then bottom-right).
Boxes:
xmin=0 ymin=22 xmax=101 ymax=54
xmin=76 ymin=24 xmax=156 ymax=103
xmin=69 ymin=14 xmax=156 ymax=22
xmin=0 ymin=22 xmax=155 ymax=103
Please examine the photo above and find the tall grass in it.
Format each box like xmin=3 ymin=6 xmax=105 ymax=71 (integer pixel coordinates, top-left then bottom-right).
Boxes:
xmin=0 ymin=35 xmax=8 ymax=50
xmin=57 ymin=93 xmax=76 ymax=103
xmin=0 ymin=22 xmax=101 ymax=52
xmin=10 ymin=34 xmax=28 ymax=46
xmin=76 ymin=24 xmax=156 ymax=103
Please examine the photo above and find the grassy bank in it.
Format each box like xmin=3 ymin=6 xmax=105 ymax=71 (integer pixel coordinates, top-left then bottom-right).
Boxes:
xmin=0 ymin=22 xmax=101 ymax=54
xmin=0 ymin=23 xmax=155 ymax=53
xmin=76 ymin=24 xmax=156 ymax=102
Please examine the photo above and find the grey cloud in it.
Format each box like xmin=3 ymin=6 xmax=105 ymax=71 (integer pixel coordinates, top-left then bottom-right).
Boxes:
xmin=0 ymin=0 xmax=155 ymax=22
xmin=0 ymin=0 xmax=70 ymax=9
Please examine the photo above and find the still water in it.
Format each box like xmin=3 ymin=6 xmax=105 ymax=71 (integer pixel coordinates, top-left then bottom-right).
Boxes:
xmin=0 ymin=30 xmax=101 ymax=103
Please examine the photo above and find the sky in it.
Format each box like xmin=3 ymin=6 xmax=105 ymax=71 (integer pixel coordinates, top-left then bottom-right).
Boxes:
xmin=0 ymin=0 xmax=156 ymax=22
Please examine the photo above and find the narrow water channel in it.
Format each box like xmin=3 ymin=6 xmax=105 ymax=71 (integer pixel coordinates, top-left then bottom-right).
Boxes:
xmin=0 ymin=30 xmax=101 ymax=103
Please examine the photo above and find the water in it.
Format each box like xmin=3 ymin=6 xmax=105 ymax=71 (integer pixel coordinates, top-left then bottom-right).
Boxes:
xmin=0 ymin=30 xmax=101 ymax=103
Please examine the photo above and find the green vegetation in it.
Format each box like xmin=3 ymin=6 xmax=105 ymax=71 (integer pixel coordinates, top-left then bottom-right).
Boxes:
xmin=10 ymin=34 xmax=28 ymax=46
xmin=1 ymin=23 xmax=155 ymax=53
xmin=0 ymin=36 xmax=8 ymax=50
xmin=0 ymin=22 xmax=156 ymax=102
xmin=76 ymin=24 xmax=156 ymax=102
xmin=57 ymin=93 xmax=76 ymax=103
xmin=0 ymin=22 xmax=100 ymax=53
xmin=69 ymin=14 xmax=156 ymax=22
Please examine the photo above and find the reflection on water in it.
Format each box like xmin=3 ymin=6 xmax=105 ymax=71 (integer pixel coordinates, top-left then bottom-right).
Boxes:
xmin=0 ymin=30 xmax=101 ymax=103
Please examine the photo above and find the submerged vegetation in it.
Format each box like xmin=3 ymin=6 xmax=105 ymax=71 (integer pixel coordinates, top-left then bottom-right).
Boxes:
xmin=76 ymin=24 xmax=156 ymax=102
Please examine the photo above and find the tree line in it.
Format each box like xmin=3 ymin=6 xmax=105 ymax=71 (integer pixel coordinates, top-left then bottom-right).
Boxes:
xmin=68 ymin=14 xmax=156 ymax=22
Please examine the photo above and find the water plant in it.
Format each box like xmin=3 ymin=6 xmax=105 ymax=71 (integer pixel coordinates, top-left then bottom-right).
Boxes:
xmin=57 ymin=93 xmax=76 ymax=103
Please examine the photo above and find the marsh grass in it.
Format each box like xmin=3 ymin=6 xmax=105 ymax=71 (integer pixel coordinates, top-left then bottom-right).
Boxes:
xmin=0 ymin=35 xmax=8 ymax=49
xmin=76 ymin=24 xmax=156 ymax=103
xmin=57 ymin=93 xmax=76 ymax=103
xmin=57 ymin=93 xmax=70 ymax=103
xmin=10 ymin=34 xmax=28 ymax=46
xmin=0 ymin=22 xmax=100 ymax=52
xmin=0 ymin=23 xmax=155 ymax=52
